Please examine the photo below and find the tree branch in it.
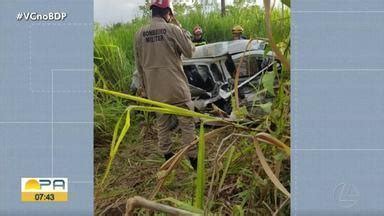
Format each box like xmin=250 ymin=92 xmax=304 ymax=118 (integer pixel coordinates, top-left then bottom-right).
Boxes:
xmin=125 ymin=196 xmax=198 ymax=216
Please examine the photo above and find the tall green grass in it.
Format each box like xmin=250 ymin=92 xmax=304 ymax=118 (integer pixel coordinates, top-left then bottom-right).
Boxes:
xmin=93 ymin=6 xmax=289 ymax=93
xmin=177 ymin=5 xmax=289 ymax=43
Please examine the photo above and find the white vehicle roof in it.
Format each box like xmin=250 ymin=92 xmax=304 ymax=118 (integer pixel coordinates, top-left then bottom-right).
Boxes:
xmin=183 ymin=39 xmax=267 ymax=59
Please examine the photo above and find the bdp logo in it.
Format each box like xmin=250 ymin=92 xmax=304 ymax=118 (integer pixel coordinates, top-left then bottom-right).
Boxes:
xmin=21 ymin=178 xmax=68 ymax=202
xmin=333 ymin=183 xmax=359 ymax=208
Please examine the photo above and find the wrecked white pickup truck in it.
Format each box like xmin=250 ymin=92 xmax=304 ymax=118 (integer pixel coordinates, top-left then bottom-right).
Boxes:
xmin=131 ymin=39 xmax=279 ymax=115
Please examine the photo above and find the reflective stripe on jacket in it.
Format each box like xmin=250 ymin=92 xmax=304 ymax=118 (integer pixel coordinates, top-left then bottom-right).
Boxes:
xmin=192 ymin=38 xmax=207 ymax=47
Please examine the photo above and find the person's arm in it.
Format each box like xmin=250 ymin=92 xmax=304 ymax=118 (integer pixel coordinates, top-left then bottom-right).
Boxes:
xmin=134 ymin=32 xmax=146 ymax=97
xmin=171 ymin=24 xmax=195 ymax=58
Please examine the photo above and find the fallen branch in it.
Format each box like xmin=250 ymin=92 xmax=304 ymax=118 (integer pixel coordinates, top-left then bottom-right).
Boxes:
xmin=125 ymin=196 xmax=199 ymax=216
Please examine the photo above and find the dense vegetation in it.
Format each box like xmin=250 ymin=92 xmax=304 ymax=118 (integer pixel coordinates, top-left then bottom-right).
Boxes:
xmin=94 ymin=2 xmax=290 ymax=215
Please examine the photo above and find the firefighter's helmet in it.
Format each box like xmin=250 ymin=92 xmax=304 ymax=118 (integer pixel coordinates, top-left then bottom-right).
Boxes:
xmin=150 ymin=0 xmax=174 ymax=15
xmin=232 ymin=25 xmax=244 ymax=34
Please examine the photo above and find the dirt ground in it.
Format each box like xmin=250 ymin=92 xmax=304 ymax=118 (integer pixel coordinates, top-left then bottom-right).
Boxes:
xmin=94 ymin=121 xmax=290 ymax=215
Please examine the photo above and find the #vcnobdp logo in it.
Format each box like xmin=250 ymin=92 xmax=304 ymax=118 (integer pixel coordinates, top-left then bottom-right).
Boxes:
xmin=21 ymin=178 xmax=68 ymax=202
xmin=333 ymin=183 xmax=359 ymax=208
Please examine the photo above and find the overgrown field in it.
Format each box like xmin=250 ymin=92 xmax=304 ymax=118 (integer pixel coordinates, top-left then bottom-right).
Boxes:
xmin=94 ymin=4 xmax=290 ymax=215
